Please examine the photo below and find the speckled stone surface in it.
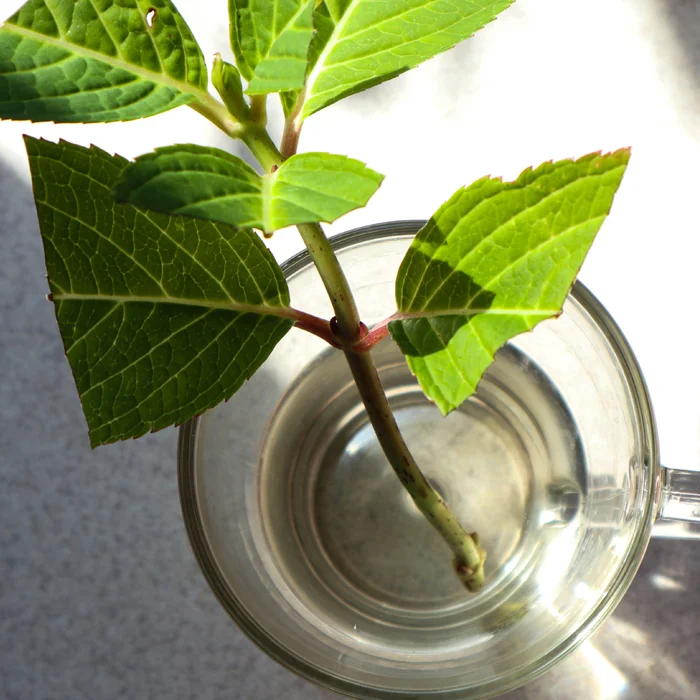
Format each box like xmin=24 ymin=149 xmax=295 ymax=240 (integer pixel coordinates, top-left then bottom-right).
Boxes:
xmin=2 ymin=0 xmax=700 ymax=698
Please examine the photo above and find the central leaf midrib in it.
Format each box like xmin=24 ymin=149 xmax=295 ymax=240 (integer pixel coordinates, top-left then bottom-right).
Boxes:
xmin=53 ymin=292 xmax=291 ymax=318
xmin=4 ymin=22 xmax=207 ymax=102
xmin=318 ymin=4 xmax=491 ymax=77
xmin=395 ymin=308 xmax=560 ymax=319
xmin=264 ymin=0 xmax=310 ymax=58
xmin=405 ymin=167 xmax=620 ymax=309
xmin=303 ymin=0 xmax=364 ymax=107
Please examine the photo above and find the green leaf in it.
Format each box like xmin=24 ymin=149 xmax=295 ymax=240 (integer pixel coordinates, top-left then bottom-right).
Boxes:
xmin=27 ymin=136 xmax=293 ymax=446
xmin=298 ymin=0 xmax=514 ymax=120
xmin=229 ymin=0 xmax=314 ymax=94
xmin=115 ymin=144 xmax=384 ymax=234
xmin=279 ymin=89 xmax=299 ymax=117
xmin=390 ymin=149 xmax=631 ymax=415
xmin=0 ymin=0 xmax=208 ymax=123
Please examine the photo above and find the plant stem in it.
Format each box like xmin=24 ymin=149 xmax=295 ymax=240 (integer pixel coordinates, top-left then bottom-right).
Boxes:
xmin=344 ymin=350 xmax=486 ymax=591
xmin=293 ymin=230 xmax=487 ymax=591
xmin=195 ymin=101 xmax=487 ymax=592
xmin=190 ymin=95 xmax=278 ymax=173
xmin=248 ymin=95 xmax=268 ymax=127
xmin=295 ymin=224 xmax=486 ymax=590
xmin=243 ymin=135 xmax=363 ymax=341
xmin=281 ymin=117 xmax=302 ymax=160
xmin=296 ymin=222 xmax=362 ymax=341
xmin=240 ymin=126 xmax=282 ymax=173
xmin=190 ymin=96 xmax=245 ymax=140
xmin=281 ymin=94 xmax=305 ymax=159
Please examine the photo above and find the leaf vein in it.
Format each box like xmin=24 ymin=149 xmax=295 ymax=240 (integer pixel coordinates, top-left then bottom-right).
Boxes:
xmin=91 ymin=309 xmax=234 ymax=434
xmin=82 ymin=306 xmax=214 ymax=399
xmin=38 ymin=198 xmax=167 ymax=294
xmin=407 ymin=167 xmax=621 ymax=310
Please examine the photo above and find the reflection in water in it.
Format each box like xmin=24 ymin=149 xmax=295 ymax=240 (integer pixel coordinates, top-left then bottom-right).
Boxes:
xmin=574 ymin=582 xmax=602 ymax=604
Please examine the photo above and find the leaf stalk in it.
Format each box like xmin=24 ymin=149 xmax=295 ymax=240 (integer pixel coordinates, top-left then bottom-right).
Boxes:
xmin=286 ymin=309 xmax=340 ymax=347
xmin=353 ymin=316 xmax=393 ymax=352
xmin=240 ymin=126 xmax=283 ymax=173
xmin=190 ymin=96 xmax=245 ymax=140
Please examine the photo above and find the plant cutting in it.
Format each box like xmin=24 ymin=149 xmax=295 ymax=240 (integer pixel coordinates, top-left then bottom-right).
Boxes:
xmin=12 ymin=2 xmax=690 ymax=698
xmin=0 ymin=0 xmax=629 ymax=596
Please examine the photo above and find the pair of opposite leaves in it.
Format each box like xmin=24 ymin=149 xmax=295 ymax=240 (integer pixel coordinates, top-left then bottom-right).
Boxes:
xmin=27 ymin=136 xmax=630 ymax=447
xmin=0 ymin=0 xmax=631 ymax=445
xmin=0 ymin=0 xmax=515 ymax=122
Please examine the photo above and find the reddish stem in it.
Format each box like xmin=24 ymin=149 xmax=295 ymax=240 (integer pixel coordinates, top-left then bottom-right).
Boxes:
xmin=280 ymin=93 xmax=305 ymax=160
xmin=290 ymin=309 xmax=340 ymax=348
xmin=352 ymin=314 xmax=397 ymax=352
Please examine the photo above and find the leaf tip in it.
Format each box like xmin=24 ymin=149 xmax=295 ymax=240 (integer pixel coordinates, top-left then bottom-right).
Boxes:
xmin=437 ymin=403 xmax=452 ymax=418
xmin=22 ymin=134 xmax=52 ymax=152
xmin=581 ymin=146 xmax=632 ymax=166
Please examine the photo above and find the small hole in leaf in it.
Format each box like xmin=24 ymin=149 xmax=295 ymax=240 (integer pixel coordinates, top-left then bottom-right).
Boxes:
xmin=146 ymin=8 xmax=157 ymax=28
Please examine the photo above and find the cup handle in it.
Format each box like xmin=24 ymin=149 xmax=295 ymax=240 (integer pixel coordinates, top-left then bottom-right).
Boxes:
xmin=652 ymin=467 xmax=700 ymax=539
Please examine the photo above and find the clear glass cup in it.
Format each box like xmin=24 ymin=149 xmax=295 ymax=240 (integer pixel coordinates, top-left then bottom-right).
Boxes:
xmin=178 ymin=221 xmax=700 ymax=699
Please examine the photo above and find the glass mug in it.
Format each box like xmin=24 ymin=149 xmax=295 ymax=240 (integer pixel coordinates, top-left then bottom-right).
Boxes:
xmin=178 ymin=222 xmax=700 ymax=699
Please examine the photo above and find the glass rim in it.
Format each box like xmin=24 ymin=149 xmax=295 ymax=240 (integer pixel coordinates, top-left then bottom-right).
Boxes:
xmin=178 ymin=220 xmax=661 ymax=699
